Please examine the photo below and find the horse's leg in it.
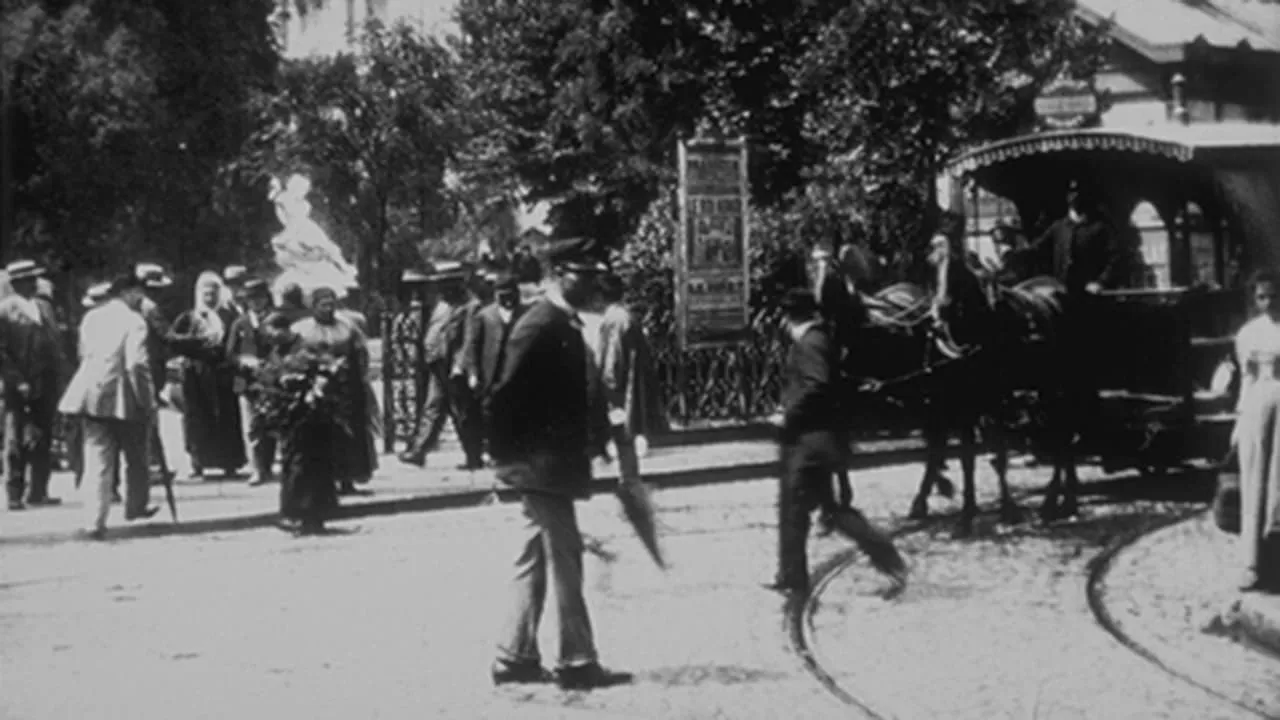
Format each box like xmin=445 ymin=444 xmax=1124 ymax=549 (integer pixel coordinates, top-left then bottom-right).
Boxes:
xmin=953 ymin=420 xmax=978 ymax=538
xmin=1060 ymin=440 xmax=1081 ymax=518
xmin=1038 ymin=400 xmax=1066 ymax=523
xmin=910 ymin=423 xmax=943 ymax=519
xmin=989 ymin=410 xmax=1025 ymax=525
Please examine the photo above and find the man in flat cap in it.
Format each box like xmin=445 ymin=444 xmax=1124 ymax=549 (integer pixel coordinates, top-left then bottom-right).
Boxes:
xmin=399 ymin=262 xmax=481 ymax=469
xmin=0 ymin=260 xmax=69 ymax=510
xmin=486 ymin=238 xmax=629 ymax=690
xmin=226 ymin=278 xmax=277 ymax=486
xmin=59 ymin=272 xmax=159 ymax=539
xmin=766 ymin=288 xmax=905 ymax=596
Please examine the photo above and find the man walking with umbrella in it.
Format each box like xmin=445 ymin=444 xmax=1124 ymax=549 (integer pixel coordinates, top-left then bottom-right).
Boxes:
xmin=59 ymin=272 xmax=159 ymax=540
xmin=766 ymin=288 xmax=907 ymax=596
xmin=486 ymin=239 xmax=631 ymax=690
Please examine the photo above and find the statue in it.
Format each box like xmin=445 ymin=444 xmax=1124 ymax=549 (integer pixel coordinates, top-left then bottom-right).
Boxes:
xmin=269 ymin=174 xmax=359 ymax=302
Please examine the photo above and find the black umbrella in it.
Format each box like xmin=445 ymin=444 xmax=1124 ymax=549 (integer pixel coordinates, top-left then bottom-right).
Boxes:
xmin=612 ymin=431 xmax=665 ymax=570
xmin=156 ymin=468 xmax=178 ymax=522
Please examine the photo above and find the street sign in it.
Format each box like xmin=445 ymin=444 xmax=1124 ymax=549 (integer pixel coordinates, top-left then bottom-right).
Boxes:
xmin=676 ymin=137 xmax=750 ymax=350
xmin=1034 ymin=76 xmax=1101 ymax=130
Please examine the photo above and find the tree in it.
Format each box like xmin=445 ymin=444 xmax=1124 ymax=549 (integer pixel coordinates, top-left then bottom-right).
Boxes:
xmin=793 ymin=0 xmax=1109 ymax=276
xmin=453 ymin=0 xmax=716 ymax=245
xmin=4 ymin=0 xmax=281 ymax=285
xmin=238 ymin=19 xmax=468 ymax=293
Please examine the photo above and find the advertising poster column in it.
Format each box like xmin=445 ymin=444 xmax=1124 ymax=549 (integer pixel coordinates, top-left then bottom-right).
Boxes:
xmin=676 ymin=137 xmax=751 ymax=351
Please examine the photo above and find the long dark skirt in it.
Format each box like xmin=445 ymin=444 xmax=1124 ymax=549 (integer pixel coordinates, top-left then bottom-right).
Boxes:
xmin=334 ymin=373 xmax=378 ymax=484
xmin=181 ymin=360 xmax=247 ymax=472
xmin=279 ymin=422 xmax=339 ymax=523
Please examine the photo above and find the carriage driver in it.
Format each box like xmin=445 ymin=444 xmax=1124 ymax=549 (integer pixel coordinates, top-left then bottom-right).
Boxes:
xmin=1022 ymin=180 xmax=1122 ymax=296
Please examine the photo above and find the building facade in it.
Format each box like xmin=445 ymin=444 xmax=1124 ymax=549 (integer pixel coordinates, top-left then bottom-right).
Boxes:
xmin=961 ymin=0 xmax=1280 ymax=289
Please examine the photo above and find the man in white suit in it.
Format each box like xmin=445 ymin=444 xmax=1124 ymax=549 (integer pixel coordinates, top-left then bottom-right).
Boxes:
xmin=59 ymin=273 xmax=158 ymax=539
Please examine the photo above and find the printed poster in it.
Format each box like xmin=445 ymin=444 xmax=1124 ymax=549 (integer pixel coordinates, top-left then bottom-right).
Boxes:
xmin=676 ymin=138 xmax=750 ymax=349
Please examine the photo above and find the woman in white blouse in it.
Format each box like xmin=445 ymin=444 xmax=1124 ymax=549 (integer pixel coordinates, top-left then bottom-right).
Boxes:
xmin=1232 ymin=268 xmax=1280 ymax=591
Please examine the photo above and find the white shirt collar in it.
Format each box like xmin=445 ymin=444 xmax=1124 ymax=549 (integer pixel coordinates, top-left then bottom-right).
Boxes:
xmin=497 ymin=306 xmax=513 ymax=324
xmin=792 ymin=319 xmax=820 ymax=340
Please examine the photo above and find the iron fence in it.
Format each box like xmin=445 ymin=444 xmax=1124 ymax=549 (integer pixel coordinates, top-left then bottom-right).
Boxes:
xmin=378 ymin=304 xmax=788 ymax=446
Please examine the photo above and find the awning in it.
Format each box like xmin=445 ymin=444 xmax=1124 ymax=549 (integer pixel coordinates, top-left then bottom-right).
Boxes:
xmin=948 ymin=124 xmax=1280 ymax=177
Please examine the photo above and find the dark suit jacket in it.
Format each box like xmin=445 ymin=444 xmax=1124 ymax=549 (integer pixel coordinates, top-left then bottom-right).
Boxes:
xmin=487 ymin=298 xmax=607 ymax=499
xmin=779 ymin=324 xmax=849 ymax=470
xmin=464 ymin=302 xmax=524 ymax=398
xmin=226 ymin=310 xmax=272 ymax=395
xmin=0 ymin=295 xmax=68 ymax=403
xmin=1028 ymin=215 xmax=1119 ymax=294
xmin=139 ymin=296 xmax=170 ymax=390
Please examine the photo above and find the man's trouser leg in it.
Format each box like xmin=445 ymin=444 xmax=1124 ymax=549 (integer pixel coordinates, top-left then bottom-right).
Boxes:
xmin=777 ymin=445 xmax=828 ymax=590
xmin=119 ymin=419 xmax=151 ymax=517
xmin=449 ymin=379 xmax=484 ymax=466
xmin=239 ymin=395 xmax=276 ymax=481
xmin=81 ymin=419 xmax=120 ymax=531
xmin=405 ymin=363 xmax=450 ymax=459
xmin=5 ymin=398 xmax=56 ymax=503
xmin=25 ymin=399 xmax=56 ymax=502
xmin=497 ymin=492 xmax=598 ymax=669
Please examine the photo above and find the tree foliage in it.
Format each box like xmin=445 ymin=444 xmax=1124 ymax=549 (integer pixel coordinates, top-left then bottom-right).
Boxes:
xmin=4 ymin=0 xmax=280 ymax=290
xmin=453 ymin=0 xmax=1107 ymax=275
xmin=235 ymin=19 xmax=469 ymax=293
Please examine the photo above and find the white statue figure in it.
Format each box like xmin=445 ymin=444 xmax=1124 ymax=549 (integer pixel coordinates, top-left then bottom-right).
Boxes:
xmin=269 ymin=174 xmax=359 ymax=301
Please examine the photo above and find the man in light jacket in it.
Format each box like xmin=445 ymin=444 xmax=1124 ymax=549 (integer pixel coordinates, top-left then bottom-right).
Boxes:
xmin=59 ymin=273 xmax=158 ymax=540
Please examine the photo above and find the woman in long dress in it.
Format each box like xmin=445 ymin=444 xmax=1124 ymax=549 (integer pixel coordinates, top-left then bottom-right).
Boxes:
xmin=279 ymin=288 xmax=376 ymax=533
xmin=1232 ymin=268 xmax=1280 ymax=592
xmin=167 ymin=271 xmax=246 ymax=478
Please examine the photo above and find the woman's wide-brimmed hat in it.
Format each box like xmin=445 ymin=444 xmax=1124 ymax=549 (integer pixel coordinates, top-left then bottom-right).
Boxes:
xmin=5 ymin=259 xmax=46 ymax=281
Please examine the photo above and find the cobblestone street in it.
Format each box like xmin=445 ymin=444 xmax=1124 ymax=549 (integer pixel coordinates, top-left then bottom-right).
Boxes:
xmin=2 ymin=460 xmax=1276 ymax=719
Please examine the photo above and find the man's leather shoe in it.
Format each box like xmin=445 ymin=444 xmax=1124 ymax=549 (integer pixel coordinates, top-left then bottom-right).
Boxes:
xmin=554 ymin=663 xmax=633 ymax=690
xmin=8 ymin=499 xmax=24 ymax=511
xmin=124 ymin=506 xmax=160 ymax=521
xmin=78 ymin=527 xmax=106 ymax=541
xmin=491 ymin=660 xmax=552 ymax=686
xmin=761 ymin=581 xmax=807 ymax=597
xmin=27 ymin=496 xmax=61 ymax=507
xmin=398 ymin=452 xmax=425 ymax=468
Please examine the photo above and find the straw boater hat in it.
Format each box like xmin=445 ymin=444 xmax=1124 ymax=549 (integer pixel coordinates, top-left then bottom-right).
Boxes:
xmin=546 ymin=237 xmax=609 ymax=274
xmin=5 ymin=259 xmax=45 ymax=282
xmin=427 ymin=260 xmax=471 ymax=284
xmin=82 ymin=281 xmax=113 ymax=308
xmin=135 ymin=262 xmax=174 ymax=289
xmin=222 ymin=265 xmax=248 ymax=287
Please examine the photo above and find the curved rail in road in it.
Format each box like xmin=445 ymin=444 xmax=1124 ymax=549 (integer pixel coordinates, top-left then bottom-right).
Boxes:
xmin=1085 ymin=515 xmax=1279 ymax=720
xmin=788 ymin=510 xmax=1276 ymax=720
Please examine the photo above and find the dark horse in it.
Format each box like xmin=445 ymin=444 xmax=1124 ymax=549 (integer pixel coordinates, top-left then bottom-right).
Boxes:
xmin=852 ymin=252 xmax=1082 ymax=536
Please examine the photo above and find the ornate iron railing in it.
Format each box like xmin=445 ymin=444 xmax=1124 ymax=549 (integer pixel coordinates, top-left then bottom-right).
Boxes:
xmin=378 ymin=304 xmax=788 ymax=445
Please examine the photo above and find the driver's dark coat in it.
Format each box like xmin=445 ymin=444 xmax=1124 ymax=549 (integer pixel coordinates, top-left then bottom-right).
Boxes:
xmin=1027 ymin=215 xmax=1120 ymax=293
xmin=779 ymin=324 xmax=850 ymax=470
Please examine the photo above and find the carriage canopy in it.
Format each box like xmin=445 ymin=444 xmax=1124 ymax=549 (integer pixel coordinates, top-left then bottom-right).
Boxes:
xmin=946 ymin=123 xmax=1280 ymax=275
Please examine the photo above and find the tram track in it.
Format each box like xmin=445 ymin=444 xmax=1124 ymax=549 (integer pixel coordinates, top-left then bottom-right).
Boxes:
xmin=788 ymin=506 xmax=1275 ymax=719
xmin=1085 ymin=511 xmax=1280 ymax=720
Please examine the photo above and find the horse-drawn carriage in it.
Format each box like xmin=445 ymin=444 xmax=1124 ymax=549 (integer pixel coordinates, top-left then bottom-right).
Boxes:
xmin=944 ymin=123 xmax=1280 ymax=478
